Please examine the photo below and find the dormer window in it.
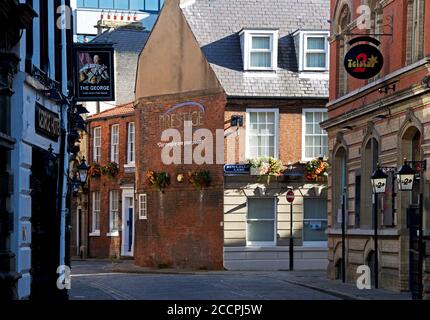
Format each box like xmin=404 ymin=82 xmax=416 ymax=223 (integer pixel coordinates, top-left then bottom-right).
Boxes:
xmin=240 ymin=29 xmax=279 ymax=71
xmin=296 ymin=31 xmax=329 ymax=72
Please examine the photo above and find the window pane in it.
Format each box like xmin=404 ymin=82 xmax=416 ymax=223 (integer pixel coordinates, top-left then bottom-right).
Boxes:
xmin=314 ymin=112 xmax=322 ymax=123
xmin=303 ymin=220 xmax=327 ymax=241
xmin=252 ymin=36 xmax=270 ymax=49
xmin=307 ymin=53 xmax=326 ymax=68
xmin=249 ymin=136 xmax=258 ymax=147
xmin=247 ymin=221 xmax=274 ymax=242
xmin=99 ymin=0 xmax=114 ymax=8
xmin=250 ymin=113 xmax=257 ymax=123
xmin=304 ymin=198 xmax=327 ymax=220
xmin=266 ymin=112 xmax=275 ymax=124
xmin=84 ymin=0 xmax=98 ymax=8
xmin=130 ymin=0 xmax=144 ymax=10
xmin=248 ymin=198 xmax=275 ymax=219
xmin=146 ymin=0 xmax=161 ymax=10
xmin=77 ymin=0 xmax=84 ymax=7
xmin=307 ymin=37 xmax=325 ymax=50
xmin=250 ymin=52 xmax=271 ymax=68
xmin=305 ymin=112 xmax=313 ymax=123
xmin=305 ymin=147 xmax=313 ymax=158
xmin=114 ymin=0 xmax=128 ymax=9
xmin=306 ymin=124 xmax=313 ymax=134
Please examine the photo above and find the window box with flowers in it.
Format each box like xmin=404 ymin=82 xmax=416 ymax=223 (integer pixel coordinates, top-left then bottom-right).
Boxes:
xmin=305 ymin=157 xmax=329 ymax=181
xmin=146 ymin=171 xmax=170 ymax=192
xmin=88 ymin=163 xmax=102 ymax=178
xmin=101 ymin=162 xmax=119 ymax=178
xmin=248 ymin=157 xmax=283 ymax=184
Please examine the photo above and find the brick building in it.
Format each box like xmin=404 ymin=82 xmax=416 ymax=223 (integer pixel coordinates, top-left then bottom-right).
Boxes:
xmin=70 ymin=27 xmax=149 ymax=258
xmin=85 ymin=104 xmax=136 ymax=258
xmin=322 ymin=0 xmax=430 ymax=297
xmin=133 ymin=0 xmax=330 ymax=270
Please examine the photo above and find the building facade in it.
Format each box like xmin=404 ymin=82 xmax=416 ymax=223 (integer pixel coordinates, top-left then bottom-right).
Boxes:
xmin=323 ymin=0 xmax=430 ymax=297
xmin=1 ymin=0 xmax=72 ymax=300
xmin=85 ymin=105 xmax=136 ymax=258
xmin=132 ymin=0 xmax=330 ymax=270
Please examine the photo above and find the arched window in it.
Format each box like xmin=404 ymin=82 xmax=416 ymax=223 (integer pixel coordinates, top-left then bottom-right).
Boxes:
xmin=401 ymin=127 xmax=421 ymax=205
xmin=406 ymin=0 xmax=425 ymax=64
xmin=333 ymin=146 xmax=348 ymax=228
xmin=360 ymin=138 xmax=379 ymax=228
xmin=337 ymin=5 xmax=350 ymax=97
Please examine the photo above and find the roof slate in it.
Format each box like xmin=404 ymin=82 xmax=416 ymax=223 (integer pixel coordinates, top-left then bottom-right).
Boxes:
xmin=91 ymin=28 xmax=150 ymax=53
xmin=181 ymin=0 xmax=330 ymax=98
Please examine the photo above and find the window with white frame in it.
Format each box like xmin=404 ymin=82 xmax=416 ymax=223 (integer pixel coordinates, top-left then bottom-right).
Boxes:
xmin=93 ymin=127 xmax=101 ymax=163
xmin=138 ymin=194 xmax=147 ymax=220
xmin=303 ymin=198 xmax=328 ymax=244
xmin=91 ymin=192 xmax=100 ymax=234
xmin=110 ymin=124 xmax=119 ymax=163
xmin=247 ymin=198 xmax=276 ymax=246
xmin=247 ymin=109 xmax=278 ymax=159
xmin=298 ymin=32 xmax=329 ymax=71
xmin=109 ymin=190 xmax=119 ymax=233
xmin=127 ymin=122 xmax=135 ymax=165
xmin=302 ymin=109 xmax=328 ymax=160
xmin=240 ymin=29 xmax=278 ymax=71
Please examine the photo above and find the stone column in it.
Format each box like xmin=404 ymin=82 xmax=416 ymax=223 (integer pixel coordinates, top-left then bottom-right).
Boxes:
xmin=0 ymin=52 xmax=21 ymax=300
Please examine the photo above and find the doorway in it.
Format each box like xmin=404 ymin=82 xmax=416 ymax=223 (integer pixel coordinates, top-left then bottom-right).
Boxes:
xmin=121 ymin=188 xmax=134 ymax=257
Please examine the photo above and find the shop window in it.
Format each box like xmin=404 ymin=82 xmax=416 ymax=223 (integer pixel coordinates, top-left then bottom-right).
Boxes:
xmin=247 ymin=198 xmax=276 ymax=246
xmin=303 ymin=198 xmax=328 ymax=245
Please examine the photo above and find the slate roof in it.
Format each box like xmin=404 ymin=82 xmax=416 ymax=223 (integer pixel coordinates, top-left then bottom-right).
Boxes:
xmin=91 ymin=28 xmax=150 ymax=53
xmin=87 ymin=103 xmax=134 ymax=121
xmin=181 ymin=0 xmax=329 ymax=98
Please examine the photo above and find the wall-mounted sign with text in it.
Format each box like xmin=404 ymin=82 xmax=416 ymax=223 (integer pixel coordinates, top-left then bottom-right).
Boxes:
xmin=344 ymin=36 xmax=384 ymax=80
xmin=35 ymin=103 xmax=60 ymax=142
xmin=74 ymin=45 xmax=115 ymax=101
xmin=224 ymin=164 xmax=250 ymax=175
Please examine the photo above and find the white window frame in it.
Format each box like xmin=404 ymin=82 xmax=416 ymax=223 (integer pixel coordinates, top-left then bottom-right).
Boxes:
xmin=110 ymin=124 xmax=119 ymax=164
xmin=298 ymin=31 xmax=330 ymax=72
xmin=302 ymin=108 xmax=328 ymax=162
xmin=246 ymin=197 xmax=277 ymax=246
xmin=302 ymin=197 xmax=328 ymax=247
xmin=138 ymin=194 xmax=147 ymax=220
xmin=240 ymin=29 xmax=279 ymax=71
xmin=108 ymin=190 xmax=119 ymax=236
xmin=93 ymin=127 xmax=101 ymax=164
xmin=126 ymin=122 xmax=135 ymax=167
xmin=245 ymin=108 xmax=279 ymax=160
xmin=89 ymin=191 xmax=100 ymax=236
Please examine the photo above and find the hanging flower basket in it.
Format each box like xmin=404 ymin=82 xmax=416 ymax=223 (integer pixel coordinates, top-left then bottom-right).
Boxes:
xmin=101 ymin=162 xmax=119 ymax=177
xmin=146 ymin=171 xmax=170 ymax=192
xmin=188 ymin=170 xmax=212 ymax=189
xmin=248 ymin=157 xmax=283 ymax=184
xmin=88 ymin=163 xmax=102 ymax=178
xmin=305 ymin=157 xmax=329 ymax=181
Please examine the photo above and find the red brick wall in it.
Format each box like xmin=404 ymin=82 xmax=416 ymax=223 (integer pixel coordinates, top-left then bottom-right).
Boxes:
xmin=134 ymin=89 xmax=226 ymax=269
xmin=225 ymin=99 xmax=328 ymax=165
xmin=87 ymin=113 xmax=135 ymax=258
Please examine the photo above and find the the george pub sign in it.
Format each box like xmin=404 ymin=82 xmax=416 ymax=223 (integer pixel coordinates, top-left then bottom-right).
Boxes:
xmin=74 ymin=45 xmax=115 ymax=101
xmin=344 ymin=36 xmax=384 ymax=80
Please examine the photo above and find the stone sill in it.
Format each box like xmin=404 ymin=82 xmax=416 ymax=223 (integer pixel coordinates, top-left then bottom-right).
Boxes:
xmin=327 ymin=228 xmax=401 ymax=236
xmin=224 ymin=246 xmax=328 ymax=252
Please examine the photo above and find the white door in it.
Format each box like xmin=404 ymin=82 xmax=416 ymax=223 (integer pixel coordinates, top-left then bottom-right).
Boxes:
xmin=121 ymin=190 xmax=134 ymax=256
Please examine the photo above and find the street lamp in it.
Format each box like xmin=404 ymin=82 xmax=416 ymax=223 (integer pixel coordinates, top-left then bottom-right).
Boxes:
xmin=397 ymin=160 xmax=416 ymax=191
xmin=77 ymin=156 xmax=89 ymax=185
xmin=370 ymin=165 xmax=388 ymax=289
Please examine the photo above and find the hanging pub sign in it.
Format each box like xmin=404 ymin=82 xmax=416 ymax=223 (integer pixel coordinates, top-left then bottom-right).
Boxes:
xmin=74 ymin=45 xmax=115 ymax=101
xmin=344 ymin=36 xmax=384 ymax=80
xmin=35 ymin=103 xmax=61 ymax=142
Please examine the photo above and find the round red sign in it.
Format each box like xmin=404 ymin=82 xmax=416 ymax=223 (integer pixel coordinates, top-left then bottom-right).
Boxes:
xmin=286 ymin=189 xmax=295 ymax=203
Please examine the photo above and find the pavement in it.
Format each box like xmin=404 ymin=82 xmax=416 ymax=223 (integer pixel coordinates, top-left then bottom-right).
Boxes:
xmin=69 ymin=259 xmax=411 ymax=300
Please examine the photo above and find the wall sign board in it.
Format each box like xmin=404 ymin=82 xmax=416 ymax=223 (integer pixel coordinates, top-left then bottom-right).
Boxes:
xmin=344 ymin=36 xmax=384 ymax=80
xmin=35 ymin=103 xmax=60 ymax=142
